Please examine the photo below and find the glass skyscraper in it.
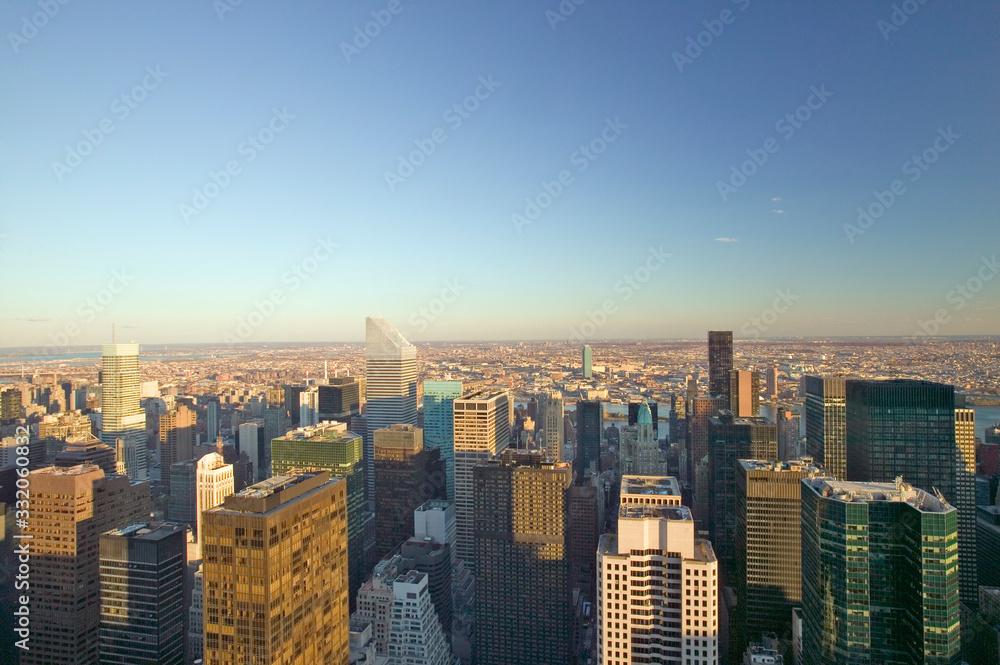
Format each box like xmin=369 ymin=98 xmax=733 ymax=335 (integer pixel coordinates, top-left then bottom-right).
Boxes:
xmin=707 ymin=330 xmax=733 ymax=401
xmin=100 ymin=342 xmax=147 ymax=481
xmin=801 ymin=477 xmax=961 ymax=665
xmin=422 ymin=380 xmax=463 ymax=499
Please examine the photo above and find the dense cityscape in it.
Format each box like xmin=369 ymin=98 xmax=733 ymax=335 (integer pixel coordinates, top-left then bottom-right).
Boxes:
xmin=2 ymin=328 xmax=1000 ymax=664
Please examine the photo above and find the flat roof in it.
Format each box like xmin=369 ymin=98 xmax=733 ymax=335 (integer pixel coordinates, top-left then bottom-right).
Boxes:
xmin=803 ymin=477 xmax=952 ymax=512
xmin=621 ymin=475 xmax=680 ymax=497
xmin=619 ymin=504 xmax=691 ymax=521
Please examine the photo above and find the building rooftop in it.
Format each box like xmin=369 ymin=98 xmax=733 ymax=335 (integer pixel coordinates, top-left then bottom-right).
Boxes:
xmin=803 ymin=477 xmax=953 ymax=512
xmin=104 ymin=522 xmax=185 ymax=541
xmin=415 ymin=499 xmax=452 ymax=513
xmin=619 ymin=504 xmax=692 ymax=521
xmin=274 ymin=421 xmax=354 ymax=442
xmin=621 ymin=475 xmax=680 ymax=497
xmin=739 ymin=458 xmax=823 ymax=473
xmin=32 ymin=464 xmax=103 ymax=476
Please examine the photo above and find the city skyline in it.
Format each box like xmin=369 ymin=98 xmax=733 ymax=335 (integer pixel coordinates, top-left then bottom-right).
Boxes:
xmin=3 ymin=2 xmax=999 ymax=347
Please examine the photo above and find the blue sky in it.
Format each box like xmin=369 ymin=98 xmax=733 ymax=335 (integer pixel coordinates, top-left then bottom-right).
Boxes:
xmin=1 ymin=0 xmax=998 ymax=347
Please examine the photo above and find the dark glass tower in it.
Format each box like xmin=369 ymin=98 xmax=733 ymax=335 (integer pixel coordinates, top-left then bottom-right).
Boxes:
xmin=474 ymin=451 xmax=572 ymax=665
xmin=846 ymin=379 xmax=976 ymax=607
xmin=804 ymin=375 xmax=847 ymax=479
xmin=708 ymin=330 xmax=733 ymax=400
xmin=801 ymin=477 xmax=961 ymax=665
xmin=576 ymin=399 xmax=603 ymax=479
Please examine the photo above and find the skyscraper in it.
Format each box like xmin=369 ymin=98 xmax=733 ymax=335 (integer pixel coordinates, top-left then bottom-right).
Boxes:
xmin=422 ymin=380 xmax=463 ymax=500
xmin=575 ymin=399 xmax=603 ymax=479
xmin=803 ymin=376 xmax=847 ymax=479
xmin=847 ymin=379 xmax=977 ymax=607
xmin=100 ymin=343 xmax=147 ymax=481
xmin=598 ymin=475 xmax=719 ymax=665
xmin=453 ymin=388 xmax=509 ymax=569
xmin=688 ymin=395 xmax=726 ymax=526
xmin=365 ymin=316 xmax=418 ymax=503
xmin=708 ymin=330 xmax=733 ymax=401
xmin=24 ymin=465 xmax=151 ymax=665
xmin=764 ymin=365 xmax=778 ymax=398
xmin=385 ymin=571 xmax=453 ymax=665
xmin=542 ymin=390 xmax=565 ymax=462
xmin=567 ymin=474 xmax=602 ymax=605
xmin=729 ymin=369 xmax=760 ymax=417
xmin=735 ymin=459 xmax=822 ymax=654
xmin=318 ymin=377 xmax=361 ymax=421
xmin=620 ymin=400 xmax=664 ymax=476
xmin=628 ymin=399 xmax=659 ymax=437
xmin=801 ymin=477 xmax=961 ymax=665
xmin=195 ymin=452 xmax=233 ymax=542
xmin=474 ymin=451 xmax=573 ymax=665
xmin=270 ymin=421 xmax=369 ymax=604
xmin=201 ymin=471 xmax=350 ymax=664
xmin=373 ymin=424 xmax=446 ymax=560
xmin=159 ymin=405 xmax=195 ymax=493
xmin=582 ymin=344 xmax=593 ymax=379
xmin=709 ymin=413 xmax=778 ymax=579
xmin=299 ymin=386 xmax=320 ymax=427
xmin=98 ymin=522 xmax=186 ymax=665
xmin=206 ymin=399 xmax=220 ymax=443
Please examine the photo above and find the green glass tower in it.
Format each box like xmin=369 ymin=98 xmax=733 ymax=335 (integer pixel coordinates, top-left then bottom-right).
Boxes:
xmin=271 ymin=421 xmax=367 ymax=605
xmin=422 ymin=380 xmax=462 ymax=500
xmin=801 ymin=477 xmax=961 ymax=665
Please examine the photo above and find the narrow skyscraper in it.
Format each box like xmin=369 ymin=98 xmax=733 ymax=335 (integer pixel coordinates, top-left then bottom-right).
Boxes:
xmin=542 ymin=390 xmax=565 ymax=462
xmin=582 ymin=344 xmax=593 ymax=379
xmin=729 ymin=369 xmax=760 ymax=417
xmin=422 ymin=380 xmax=463 ymax=499
xmin=159 ymin=405 xmax=195 ymax=493
xmin=803 ymin=375 xmax=847 ymax=479
xmin=100 ymin=342 xmax=147 ymax=481
xmin=708 ymin=330 xmax=733 ymax=401
xmin=575 ymin=399 xmax=603 ymax=479
xmin=453 ymin=388 xmax=509 ymax=569
xmin=365 ymin=317 xmax=418 ymax=502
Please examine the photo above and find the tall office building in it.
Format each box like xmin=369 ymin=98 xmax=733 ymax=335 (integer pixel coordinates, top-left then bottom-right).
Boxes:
xmin=195 ymin=452 xmax=233 ymax=542
xmin=201 ymin=471 xmax=350 ymax=664
xmin=1 ymin=386 xmax=22 ymax=422
xmin=776 ymin=405 xmax=801 ymax=461
xmin=801 ymin=477 xmax=961 ymax=665
xmin=582 ymin=344 xmax=593 ymax=379
xmin=735 ymin=459 xmax=822 ymax=654
xmin=689 ymin=395 xmax=726 ymax=526
xmin=708 ymin=330 xmax=733 ymax=401
xmin=98 ymin=522 xmax=186 ymax=665
xmin=167 ymin=458 xmax=198 ymax=524
xmin=365 ymin=317 xmax=418 ymax=503
xmin=422 ymin=380 xmax=462 ymax=500
xmin=598 ymin=476 xmax=719 ymax=665
xmin=354 ymin=556 xmax=404 ymax=657
xmin=299 ymin=386 xmax=320 ymax=427
xmin=453 ymin=388 xmax=509 ymax=569
xmin=803 ymin=376 xmax=847 ymax=479
xmin=474 ymin=451 xmax=573 ymax=665
xmin=270 ymin=421 xmax=369 ymax=604
xmin=709 ymin=413 xmax=778 ymax=579
xmin=206 ymin=399 xmax=220 ymax=443
xmin=100 ymin=343 xmax=148 ymax=481
xmin=373 ymin=424 xmax=446 ymax=560
xmin=54 ymin=436 xmax=117 ymax=474
xmin=576 ymin=399 xmax=603 ymax=479
xmin=283 ymin=384 xmax=306 ymax=425
xmin=159 ymin=405 xmax=195 ymax=493
xmin=385 ymin=571 xmax=453 ymax=665
xmin=847 ymin=380 xmax=977 ymax=607
xmin=542 ymin=390 xmax=565 ymax=462
xmin=319 ymin=377 xmax=361 ymax=421
xmin=567 ymin=474 xmax=602 ymax=605
xmin=24 ymin=465 xmax=150 ymax=665
xmin=764 ymin=365 xmax=778 ymax=399
xmin=729 ymin=369 xmax=761 ymax=417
